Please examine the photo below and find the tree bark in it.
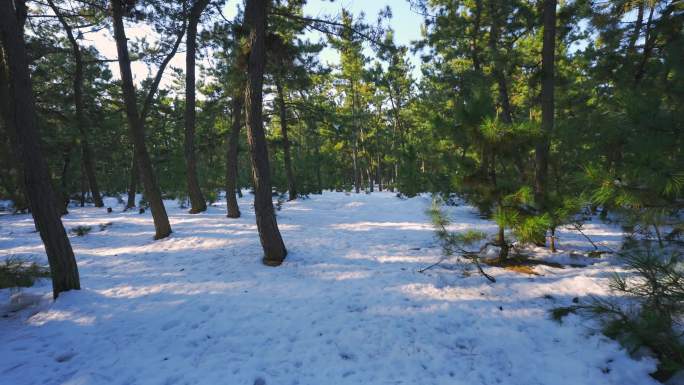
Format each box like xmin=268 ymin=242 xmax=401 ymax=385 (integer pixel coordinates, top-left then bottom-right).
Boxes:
xmin=471 ymin=0 xmax=483 ymax=71
xmin=111 ymin=0 xmax=171 ymax=239
xmin=244 ymin=0 xmax=287 ymax=266
xmin=226 ymin=90 xmax=243 ymax=218
xmin=275 ymin=77 xmax=297 ymax=200
xmin=0 ymin=0 xmax=80 ymax=298
xmin=184 ymin=0 xmax=210 ymax=214
xmin=47 ymin=0 xmax=103 ymax=208
xmin=125 ymin=152 xmax=138 ymax=209
xmin=535 ymin=0 xmax=556 ymax=205
xmin=125 ymin=4 xmax=186 ymax=213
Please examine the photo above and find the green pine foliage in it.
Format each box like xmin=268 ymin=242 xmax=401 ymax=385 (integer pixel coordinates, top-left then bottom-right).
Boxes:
xmin=0 ymin=257 xmax=50 ymax=289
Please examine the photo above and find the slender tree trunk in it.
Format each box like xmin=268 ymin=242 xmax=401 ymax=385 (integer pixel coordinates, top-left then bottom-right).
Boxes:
xmin=184 ymin=0 xmax=210 ymax=214
xmin=47 ymin=0 xmax=104 ymax=208
xmin=471 ymin=0 xmax=483 ymax=71
xmin=535 ymin=0 xmax=556 ymax=205
xmin=352 ymin=139 xmax=360 ymax=193
xmin=60 ymin=145 xmax=72 ymax=214
xmin=377 ymin=153 xmax=383 ymax=191
xmin=275 ymin=78 xmax=297 ymax=200
xmin=111 ymin=0 xmax=171 ymax=239
xmin=123 ymin=3 xmax=186 ymax=214
xmin=80 ymin=161 xmax=86 ymax=207
xmin=244 ymin=0 xmax=287 ymax=266
xmin=627 ymin=1 xmax=645 ymax=56
xmin=497 ymin=224 xmax=509 ymax=260
xmin=126 ymin=152 xmax=138 ymax=209
xmin=0 ymin=0 xmax=80 ymax=298
xmin=226 ymin=90 xmax=243 ymax=218
xmin=633 ymin=5 xmax=658 ymax=86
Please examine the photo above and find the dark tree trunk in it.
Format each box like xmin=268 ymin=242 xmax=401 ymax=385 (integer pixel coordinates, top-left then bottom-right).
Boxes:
xmin=80 ymin=161 xmax=86 ymax=207
xmin=125 ymin=152 xmax=138 ymax=210
xmin=111 ymin=0 xmax=171 ymax=239
xmin=59 ymin=145 xmax=71 ymax=214
xmin=275 ymin=78 xmax=297 ymax=200
xmin=123 ymin=4 xmax=186 ymax=214
xmin=244 ymin=0 xmax=287 ymax=266
xmin=226 ymin=90 xmax=244 ymax=218
xmin=627 ymin=1 xmax=645 ymax=56
xmin=0 ymin=45 xmax=28 ymax=212
xmin=47 ymin=0 xmax=103 ymax=208
xmin=535 ymin=0 xmax=556 ymax=205
xmin=471 ymin=0 xmax=483 ymax=71
xmin=0 ymin=0 xmax=80 ymax=298
xmin=376 ymin=153 xmax=383 ymax=191
xmin=184 ymin=0 xmax=210 ymax=214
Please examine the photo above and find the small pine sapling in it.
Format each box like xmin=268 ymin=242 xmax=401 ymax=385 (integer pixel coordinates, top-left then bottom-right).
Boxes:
xmin=424 ymin=197 xmax=495 ymax=282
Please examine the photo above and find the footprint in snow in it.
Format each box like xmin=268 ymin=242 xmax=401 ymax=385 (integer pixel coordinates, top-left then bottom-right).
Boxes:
xmin=54 ymin=351 xmax=77 ymax=363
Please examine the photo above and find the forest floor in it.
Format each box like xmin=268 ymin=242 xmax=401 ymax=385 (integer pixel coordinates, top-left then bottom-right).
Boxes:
xmin=0 ymin=192 xmax=659 ymax=385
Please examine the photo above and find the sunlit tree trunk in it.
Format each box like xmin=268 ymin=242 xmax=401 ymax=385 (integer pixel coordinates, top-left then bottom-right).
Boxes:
xmin=111 ymin=0 xmax=172 ymax=239
xmin=244 ymin=0 xmax=287 ymax=265
xmin=184 ymin=0 xmax=210 ymax=214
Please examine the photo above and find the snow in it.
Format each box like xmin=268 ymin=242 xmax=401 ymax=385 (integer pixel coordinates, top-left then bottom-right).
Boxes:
xmin=0 ymin=192 xmax=659 ymax=385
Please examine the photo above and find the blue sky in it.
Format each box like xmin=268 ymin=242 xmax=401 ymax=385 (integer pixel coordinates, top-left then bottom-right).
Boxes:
xmin=300 ymin=0 xmax=424 ymax=75
xmin=88 ymin=0 xmax=425 ymax=86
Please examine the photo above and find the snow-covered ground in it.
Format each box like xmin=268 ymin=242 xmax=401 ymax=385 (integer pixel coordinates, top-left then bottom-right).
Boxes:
xmin=0 ymin=192 xmax=658 ymax=385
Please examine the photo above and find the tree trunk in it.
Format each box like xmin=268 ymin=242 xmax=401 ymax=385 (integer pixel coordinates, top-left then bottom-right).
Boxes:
xmin=0 ymin=44 xmax=28 ymax=212
xmin=275 ymin=78 xmax=297 ymax=200
xmin=0 ymin=0 xmax=80 ymax=298
xmin=123 ymin=2 xmax=186 ymax=213
xmin=111 ymin=0 xmax=171 ymax=239
xmin=125 ymin=152 xmax=138 ymax=210
xmin=47 ymin=0 xmax=104 ymax=208
xmin=59 ymin=145 xmax=71 ymax=214
xmin=80 ymin=161 xmax=86 ymax=207
xmin=184 ymin=0 xmax=210 ymax=214
xmin=497 ymin=224 xmax=509 ymax=260
xmin=226 ymin=90 xmax=243 ymax=218
xmin=535 ymin=0 xmax=556 ymax=205
xmin=376 ymin=153 xmax=383 ymax=191
xmin=471 ymin=0 xmax=483 ymax=71
xmin=244 ymin=0 xmax=287 ymax=266
xmin=627 ymin=1 xmax=644 ymax=56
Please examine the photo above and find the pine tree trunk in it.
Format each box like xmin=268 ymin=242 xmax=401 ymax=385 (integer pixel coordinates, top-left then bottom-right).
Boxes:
xmin=111 ymin=0 xmax=171 ymax=239
xmin=244 ymin=0 xmax=287 ymax=266
xmin=126 ymin=152 xmax=138 ymax=210
xmin=80 ymin=161 xmax=86 ymax=207
xmin=535 ymin=0 xmax=556 ymax=205
xmin=497 ymin=224 xmax=509 ymax=260
xmin=377 ymin=153 xmax=383 ymax=191
xmin=184 ymin=0 xmax=209 ymax=214
xmin=0 ymin=1 xmax=80 ymax=298
xmin=59 ymin=145 xmax=71 ymax=214
xmin=275 ymin=78 xmax=297 ymax=200
xmin=226 ymin=90 xmax=243 ymax=218
xmin=0 ymin=52 xmax=28 ymax=212
xmin=48 ymin=0 xmax=104 ymax=208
